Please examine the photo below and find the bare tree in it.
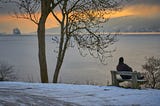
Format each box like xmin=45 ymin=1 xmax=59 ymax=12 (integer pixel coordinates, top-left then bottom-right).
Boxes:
xmin=51 ymin=0 xmax=122 ymax=83
xmin=142 ymin=56 xmax=160 ymax=89
xmin=3 ymin=0 xmax=62 ymax=83
xmin=2 ymin=0 xmax=124 ymax=83
xmin=0 ymin=61 xmax=16 ymax=81
xmin=37 ymin=0 xmax=63 ymax=83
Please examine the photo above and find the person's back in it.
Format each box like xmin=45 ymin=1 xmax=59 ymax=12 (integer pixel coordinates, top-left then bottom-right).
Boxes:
xmin=117 ymin=57 xmax=132 ymax=79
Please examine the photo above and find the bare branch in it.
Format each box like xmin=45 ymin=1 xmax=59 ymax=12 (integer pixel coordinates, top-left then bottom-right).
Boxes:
xmin=0 ymin=61 xmax=16 ymax=81
xmin=51 ymin=11 xmax=61 ymax=24
xmin=8 ymin=0 xmax=41 ymax=25
xmin=52 ymin=0 xmax=123 ymax=82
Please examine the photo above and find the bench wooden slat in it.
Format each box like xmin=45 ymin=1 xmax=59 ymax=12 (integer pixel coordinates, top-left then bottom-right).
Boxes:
xmin=117 ymin=78 xmax=146 ymax=83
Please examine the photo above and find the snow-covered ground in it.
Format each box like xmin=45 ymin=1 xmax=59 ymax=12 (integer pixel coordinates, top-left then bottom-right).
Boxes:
xmin=0 ymin=82 xmax=160 ymax=106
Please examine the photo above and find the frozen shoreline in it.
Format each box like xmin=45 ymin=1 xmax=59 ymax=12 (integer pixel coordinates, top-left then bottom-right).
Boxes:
xmin=0 ymin=82 xmax=160 ymax=106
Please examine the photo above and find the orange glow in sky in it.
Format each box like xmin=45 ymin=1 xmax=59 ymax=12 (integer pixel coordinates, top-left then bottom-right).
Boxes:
xmin=0 ymin=15 xmax=37 ymax=34
xmin=0 ymin=4 xmax=160 ymax=34
xmin=46 ymin=13 xmax=62 ymax=29
xmin=108 ymin=4 xmax=160 ymax=18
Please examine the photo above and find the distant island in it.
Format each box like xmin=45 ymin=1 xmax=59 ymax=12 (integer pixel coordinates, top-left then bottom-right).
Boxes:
xmin=13 ymin=28 xmax=21 ymax=35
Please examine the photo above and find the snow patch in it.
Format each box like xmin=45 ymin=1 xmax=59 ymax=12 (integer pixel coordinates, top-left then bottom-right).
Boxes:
xmin=0 ymin=82 xmax=160 ymax=106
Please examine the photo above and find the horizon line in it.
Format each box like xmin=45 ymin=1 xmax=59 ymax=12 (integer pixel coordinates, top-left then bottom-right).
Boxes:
xmin=1 ymin=32 xmax=160 ymax=36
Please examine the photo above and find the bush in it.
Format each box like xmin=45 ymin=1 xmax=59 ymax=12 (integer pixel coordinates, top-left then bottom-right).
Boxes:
xmin=0 ymin=61 xmax=16 ymax=81
xmin=142 ymin=57 xmax=160 ymax=89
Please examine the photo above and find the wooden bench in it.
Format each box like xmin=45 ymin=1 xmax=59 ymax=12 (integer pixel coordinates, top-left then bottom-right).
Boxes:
xmin=111 ymin=70 xmax=146 ymax=89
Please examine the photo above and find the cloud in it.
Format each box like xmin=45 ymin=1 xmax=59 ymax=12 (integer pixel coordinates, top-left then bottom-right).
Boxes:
xmin=123 ymin=0 xmax=160 ymax=16
xmin=130 ymin=0 xmax=160 ymax=5
xmin=1 ymin=0 xmax=160 ymax=33
xmin=0 ymin=2 xmax=16 ymax=15
xmin=109 ymin=3 xmax=160 ymax=18
xmin=126 ymin=4 xmax=160 ymax=17
xmin=0 ymin=13 xmax=61 ymax=34
xmin=0 ymin=15 xmax=37 ymax=33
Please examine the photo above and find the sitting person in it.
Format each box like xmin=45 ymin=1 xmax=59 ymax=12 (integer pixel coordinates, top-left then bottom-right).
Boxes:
xmin=117 ymin=57 xmax=144 ymax=79
xmin=116 ymin=57 xmax=132 ymax=79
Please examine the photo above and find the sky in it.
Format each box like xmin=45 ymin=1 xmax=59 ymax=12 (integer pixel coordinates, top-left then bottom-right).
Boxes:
xmin=0 ymin=0 xmax=160 ymax=34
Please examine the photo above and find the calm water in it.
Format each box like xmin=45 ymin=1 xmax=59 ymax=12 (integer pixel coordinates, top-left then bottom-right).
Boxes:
xmin=0 ymin=34 xmax=160 ymax=85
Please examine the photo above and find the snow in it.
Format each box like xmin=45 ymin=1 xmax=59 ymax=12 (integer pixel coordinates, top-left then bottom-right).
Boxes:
xmin=0 ymin=82 xmax=160 ymax=106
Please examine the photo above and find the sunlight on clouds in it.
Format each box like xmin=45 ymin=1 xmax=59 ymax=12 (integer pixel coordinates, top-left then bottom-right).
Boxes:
xmin=0 ymin=13 xmax=61 ymax=34
xmin=0 ymin=15 xmax=37 ymax=34
xmin=46 ymin=13 xmax=62 ymax=29
xmin=109 ymin=4 xmax=160 ymax=18
xmin=1 ymin=4 xmax=160 ymax=34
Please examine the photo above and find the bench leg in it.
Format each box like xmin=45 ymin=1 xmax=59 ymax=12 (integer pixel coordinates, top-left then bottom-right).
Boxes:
xmin=111 ymin=71 xmax=119 ymax=86
xmin=132 ymin=72 xmax=139 ymax=89
xmin=132 ymin=82 xmax=139 ymax=89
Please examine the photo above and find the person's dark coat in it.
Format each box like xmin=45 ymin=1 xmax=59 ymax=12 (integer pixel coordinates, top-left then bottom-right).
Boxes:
xmin=117 ymin=57 xmax=133 ymax=79
xmin=117 ymin=63 xmax=133 ymax=79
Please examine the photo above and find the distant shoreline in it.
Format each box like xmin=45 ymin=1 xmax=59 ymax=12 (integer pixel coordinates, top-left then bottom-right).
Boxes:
xmin=0 ymin=32 xmax=160 ymax=36
xmin=119 ymin=32 xmax=160 ymax=35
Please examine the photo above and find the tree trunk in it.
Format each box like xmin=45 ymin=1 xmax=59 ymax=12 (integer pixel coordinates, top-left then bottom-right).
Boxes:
xmin=53 ymin=36 xmax=69 ymax=83
xmin=52 ymin=3 xmax=69 ymax=83
xmin=53 ymin=24 xmax=64 ymax=83
xmin=37 ymin=0 xmax=50 ymax=83
xmin=37 ymin=19 xmax=48 ymax=83
xmin=53 ymin=61 xmax=62 ymax=83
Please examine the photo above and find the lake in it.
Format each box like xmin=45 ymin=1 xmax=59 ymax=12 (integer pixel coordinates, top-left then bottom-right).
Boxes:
xmin=0 ymin=34 xmax=160 ymax=85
